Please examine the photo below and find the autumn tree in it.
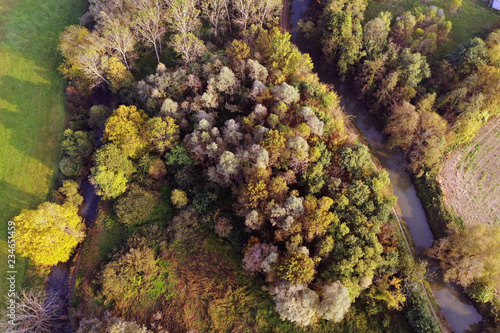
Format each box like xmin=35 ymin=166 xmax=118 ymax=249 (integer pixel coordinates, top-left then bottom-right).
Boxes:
xmin=0 ymin=290 xmax=65 ymax=333
xmin=486 ymin=29 xmax=500 ymax=67
xmin=170 ymin=32 xmax=207 ymax=65
xmin=59 ymin=25 xmax=109 ymax=89
xmin=104 ymin=105 xmax=149 ymax=159
xmin=363 ymin=12 xmax=391 ymax=59
xmin=146 ymin=116 xmax=179 ymax=154
xmin=13 ymin=202 xmax=85 ymax=266
xmin=165 ymin=0 xmax=201 ymax=35
xmin=427 ymin=224 xmax=500 ymax=287
xmin=102 ymin=18 xmax=137 ymax=69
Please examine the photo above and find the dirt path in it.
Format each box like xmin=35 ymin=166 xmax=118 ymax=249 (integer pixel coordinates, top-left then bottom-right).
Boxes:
xmin=392 ymin=207 xmax=450 ymax=333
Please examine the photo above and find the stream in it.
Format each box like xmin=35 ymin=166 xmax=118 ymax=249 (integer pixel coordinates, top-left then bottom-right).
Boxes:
xmin=288 ymin=1 xmax=483 ymax=332
xmin=45 ymin=89 xmax=106 ymax=332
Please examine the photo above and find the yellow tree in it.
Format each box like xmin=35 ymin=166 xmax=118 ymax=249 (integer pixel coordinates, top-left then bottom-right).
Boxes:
xmin=13 ymin=202 xmax=85 ymax=267
xmin=104 ymin=105 xmax=149 ymax=158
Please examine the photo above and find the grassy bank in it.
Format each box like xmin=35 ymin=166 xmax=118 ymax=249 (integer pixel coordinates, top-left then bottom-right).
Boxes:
xmin=0 ymin=0 xmax=85 ymax=299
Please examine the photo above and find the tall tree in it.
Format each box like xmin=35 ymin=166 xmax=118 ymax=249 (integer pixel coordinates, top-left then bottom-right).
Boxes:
xmin=102 ymin=18 xmax=137 ymax=69
xmin=59 ymin=26 xmax=109 ymax=88
xmin=165 ymin=0 xmax=201 ymax=35
xmin=133 ymin=0 xmax=166 ymax=63
xmin=201 ymin=0 xmax=228 ymax=37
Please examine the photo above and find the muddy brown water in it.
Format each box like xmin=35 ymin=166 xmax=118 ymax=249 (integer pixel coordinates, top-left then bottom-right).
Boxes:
xmin=288 ymin=1 xmax=483 ymax=331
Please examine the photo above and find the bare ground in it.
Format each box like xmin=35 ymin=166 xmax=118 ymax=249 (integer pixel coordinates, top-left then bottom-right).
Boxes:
xmin=438 ymin=116 xmax=500 ymax=226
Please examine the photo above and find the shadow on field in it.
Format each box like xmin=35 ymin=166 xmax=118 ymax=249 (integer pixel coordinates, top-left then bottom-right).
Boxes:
xmin=0 ymin=74 xmax=57 ymax=165
xmin=0 ymin=179 xmax=38 ymax=222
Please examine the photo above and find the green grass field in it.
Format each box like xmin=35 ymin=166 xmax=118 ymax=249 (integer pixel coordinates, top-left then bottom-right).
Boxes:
xmin=366 ymin=0 xmax=500 ymax=58
xmin=0 ymin=0 xmax=84 ymax=296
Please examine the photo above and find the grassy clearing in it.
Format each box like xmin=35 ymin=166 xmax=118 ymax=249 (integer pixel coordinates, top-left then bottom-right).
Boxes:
xmin=366 ymin=0 xmax=500 ymax=58
xmin=0 ymin=0 xmax=84 ymax=298
xmin=438 ymin=116 xmax=500 ymax=226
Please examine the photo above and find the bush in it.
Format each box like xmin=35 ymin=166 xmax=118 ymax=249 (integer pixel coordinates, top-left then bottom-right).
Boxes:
xmin=403 ymin=287 xmax=440 ymax=333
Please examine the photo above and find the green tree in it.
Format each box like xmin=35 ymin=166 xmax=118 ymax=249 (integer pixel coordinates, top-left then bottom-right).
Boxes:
xmin=90 ymin=143 xmax=135 ymax=199
xmin=13 ymin=202 xmax=85 ymax=266
xmin=114 ymin=184 xmax=159 ymax=225
xmin=59 ymin=129 xmax=94 ymax=177
xmin=450 ymin=37 xmax=489 ymax=76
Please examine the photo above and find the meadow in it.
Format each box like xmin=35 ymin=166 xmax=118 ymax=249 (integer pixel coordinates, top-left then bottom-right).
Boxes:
xmin=0 ymin=0 xmax=84 ymax=296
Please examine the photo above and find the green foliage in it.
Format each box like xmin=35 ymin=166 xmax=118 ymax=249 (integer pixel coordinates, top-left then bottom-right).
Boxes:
xmin=114 ymin=184 xmax=159 ymax=226
xmin=59 ymin=129 xmax=94 ymax=177
xmin=90 ymin=144 xmax=136 ymax=199
xmin=403 ymin=288 xmax=440 ymax=333
xmin=340 ymin=144 xmax=374 ymax=178
xmin=165 ymin=143 xmax=195 ymax=167
xmin=449 ymin=37 xmax=489 ymax=76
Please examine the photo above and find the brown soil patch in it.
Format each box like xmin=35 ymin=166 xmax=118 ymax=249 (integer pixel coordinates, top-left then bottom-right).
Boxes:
xmin=438 ymin=116 xmax=500 ymax=226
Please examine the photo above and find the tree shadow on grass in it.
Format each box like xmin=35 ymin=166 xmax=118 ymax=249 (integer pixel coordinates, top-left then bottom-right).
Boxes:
xmin=0 ymin=74 xmax=62 ymax=168
xmin=0 ymin=179 xmax=40 ymax=234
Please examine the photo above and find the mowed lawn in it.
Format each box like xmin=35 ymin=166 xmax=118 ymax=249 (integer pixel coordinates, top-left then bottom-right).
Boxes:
xmin=365 ymin=0 xmax=500 ymax=58
xmin=0 ymin=0 xmax=84 ymax=295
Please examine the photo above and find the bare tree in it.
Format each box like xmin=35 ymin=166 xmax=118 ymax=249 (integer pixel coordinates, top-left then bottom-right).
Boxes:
xmin=133 ymin=0 xmax=166 ymax=63
xmin=201 ymin=0 xmax=228 ymax=37
xmin=170 ymin=32 xmax=207 ymax=65
xmin=232 ymin=0 xmax=254 ymax=32
xmin=102 ymin=18 xmax=137 ymax=69
xmin=254 ymin=0 xmax=282 ymax=28
xmin=0 ymin=290 xmax=65 ymax=333
xmin=164 ymin=0 xmax=201 ymax=35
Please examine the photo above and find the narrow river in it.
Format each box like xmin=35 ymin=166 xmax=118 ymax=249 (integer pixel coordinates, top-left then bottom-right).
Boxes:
xmin=288 ymin=1 xmax=483 ymax=332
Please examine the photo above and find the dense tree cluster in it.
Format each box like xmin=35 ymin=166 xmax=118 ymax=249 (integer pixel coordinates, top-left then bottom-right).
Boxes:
xmin=313 ymin=2 xmax=500 ymax=177
xmin=48 ymin=0 xmax=408 ymax=329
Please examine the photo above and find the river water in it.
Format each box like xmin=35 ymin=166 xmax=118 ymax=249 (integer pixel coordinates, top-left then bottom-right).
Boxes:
xmin=288 ymin=1 xmax=483 ymax=332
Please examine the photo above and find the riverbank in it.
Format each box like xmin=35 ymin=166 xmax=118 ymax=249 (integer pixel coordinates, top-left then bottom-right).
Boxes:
xmin=285 ymin=0 xmax=485 ymax=331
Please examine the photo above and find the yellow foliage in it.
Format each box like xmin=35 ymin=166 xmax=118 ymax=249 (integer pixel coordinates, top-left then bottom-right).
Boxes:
xmin=105 ymin=57 xmax=133 ymax=92
xmin=13 ymin=202 xmax=85 ymax=266
xmin=104 ymin=105 xmax=149 ymax=158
